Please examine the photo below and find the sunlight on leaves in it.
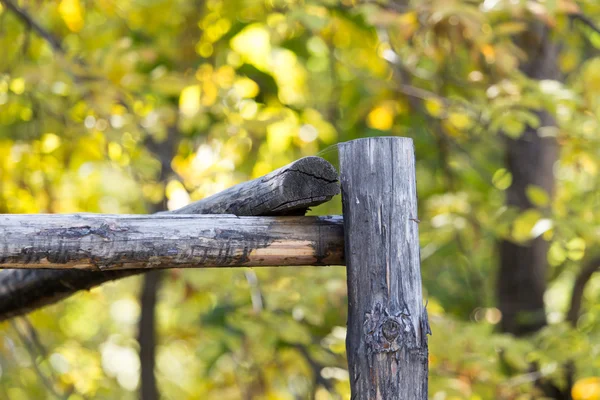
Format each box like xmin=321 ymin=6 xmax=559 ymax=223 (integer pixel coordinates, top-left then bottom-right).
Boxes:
xmin=59 ymin=0 xmax=85 ymax=32
xmin=572 ymin=377 xmax=600 ymax=400
xmin=40 ymin=133 xmax=61 ymax=154
xmin=179 ymin=85 xmax=201 ymax=117
xmin=230 ymin=24 xmax=271 ymax=71
xmin=367 ymin=104 xmax=394 ymax=131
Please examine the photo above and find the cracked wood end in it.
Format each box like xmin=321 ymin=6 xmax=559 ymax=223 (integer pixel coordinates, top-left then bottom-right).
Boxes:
xmin=171 ymin=156 xmax=339 ymax=216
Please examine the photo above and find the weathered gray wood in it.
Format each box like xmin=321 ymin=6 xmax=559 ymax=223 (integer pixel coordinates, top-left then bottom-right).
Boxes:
xmin=339 ymin=137 xmax=429 ymax=399
xmin=0 ymin=156 xmax=339 ymax=321
xmin=0 ymin=214 xmax=343 ymax=270
xmin=169 ymin=156 xmax=339 ymax=216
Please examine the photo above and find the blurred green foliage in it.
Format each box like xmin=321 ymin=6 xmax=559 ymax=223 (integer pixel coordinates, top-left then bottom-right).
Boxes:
xmin=1 ymin=0 xmax=600 ymax=399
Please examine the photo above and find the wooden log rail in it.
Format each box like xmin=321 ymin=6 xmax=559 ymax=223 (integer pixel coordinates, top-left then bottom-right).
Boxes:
xmin=0 ymin=156 xmax=339 ymax=321
xmin=0 ymin=215 xmax=344 ymax=270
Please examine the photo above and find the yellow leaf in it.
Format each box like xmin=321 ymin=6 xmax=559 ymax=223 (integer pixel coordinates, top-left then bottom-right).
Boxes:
xmin=398 ymin=11 xmax=419 ymax=38
xmin=367 ymin=105 xmax=394 ymax=131
xmin=252 ymin=161 xmax=272 ymax=178
xmin=425 ymin=98 xmax=444 ymax=118
xmin=583 ymin=60 xmax=600 ymax=92
xmin=447 ymin=112 xmax=473 ymax=130
xmin=526 ymin=185 xmax=549 ymax=207
xmin=233 ymin=77 xmax=260 ymax=98
xmin=572 ymin=377 xmax=600 ymax=400
xmin=41 ymin=133 xmax=61 ymax=154
xmin=442 ymin=120 xmax=466 ymax=139
xmin=59 ymin=0 xmax=84 ymax=32
xmin=267 ymin=119 xmax=296 ymax=152
xmin=97 ymin=0 xmax=116 ymax=15
xmin=201 ymin=81 xmax=218 ymax=107
xmin=481 ymin=44 xmax=495 ymax=63
xmin=107 ymin=142 xmax=122 ymax=161
xmin=567 ymin=237 xmax=586 ymax=261
xmin=504 ymin=119 xmax=526 ymax=138
xmin=179 ymin=85 xmax=201 ymax=117
xmin=230 ymin=24 xmax=271 ymax=71
xmin=548 ymin=242 xmax=566 ymax=266
xmin=580 ymin=154 xmax=598 ymax=175
xmin=560 ymin=50 xmax=579 ymax=73
xmin=512 ymin=209 xmax=542 ymax=243
xmin=9 ymin=77 xmax=25 ymax=94
xmin=543 ymin=228 xmax=554 ymax=241
xmin=495 ymin=22 xmax=528 ymax=36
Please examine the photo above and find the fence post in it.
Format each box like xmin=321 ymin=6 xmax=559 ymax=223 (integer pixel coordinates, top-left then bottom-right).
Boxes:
xmin=340 ymin=137 xmax=429 ymax=399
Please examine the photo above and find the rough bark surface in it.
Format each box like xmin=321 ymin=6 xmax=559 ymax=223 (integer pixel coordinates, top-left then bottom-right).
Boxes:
xmin=340 ymin=137 xmax=429 ymax=399
xmin=0 ymin=214 xmax=344 ymax=269
xmin=498 ymin=23 xmax=561 ymax=335
xmin=169 ymin=156 xmax=339 ymax=216
xmin=0 ymin=156 xmax=340 ymax=321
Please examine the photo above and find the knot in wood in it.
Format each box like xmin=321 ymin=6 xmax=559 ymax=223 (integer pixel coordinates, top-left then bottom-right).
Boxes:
xmin=364 ymin=303 xmax=418 ymax=353
xmin=381 ymin=318 xmax=401 ymax=342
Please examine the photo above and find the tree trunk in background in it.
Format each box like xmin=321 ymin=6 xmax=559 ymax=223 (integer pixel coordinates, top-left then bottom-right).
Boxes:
xmin=138 ymin=125 xmax=179 ymax=400
xmin=139 ymin=270 xmax=163 ymax=400
xmin=498 ymin=23 xmax=561 ymax=335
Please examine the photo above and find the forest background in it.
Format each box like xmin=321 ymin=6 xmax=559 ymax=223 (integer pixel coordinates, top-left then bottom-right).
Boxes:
xmin=1 ymin=0 xmax=600 ymax=399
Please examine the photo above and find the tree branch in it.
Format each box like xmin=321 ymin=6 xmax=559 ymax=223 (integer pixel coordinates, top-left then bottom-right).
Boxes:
xmin=567 ymin=257 xmax=600 ymax=326
xmin=0 ymin=0 xmax=64 ymax=54
xmin=570 ymin=13 xmax=600 ymax=36
xmin=11 ymin=318 xmax=70 ymax=400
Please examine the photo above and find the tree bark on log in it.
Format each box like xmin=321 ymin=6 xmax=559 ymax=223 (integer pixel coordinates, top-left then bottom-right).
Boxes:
xmin=168 ymin=156 xmax=339 ymax=216
xmin=340 ymin=137 xmax=429 ymax=399
xmin=0 ymin=156 xmax=339 ymax=321
xmin=0 ymin=214 xmax=344 ymax=270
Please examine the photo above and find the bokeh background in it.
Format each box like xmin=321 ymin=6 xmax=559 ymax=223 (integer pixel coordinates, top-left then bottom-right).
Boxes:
xmin=1 ymin=0 xmax=600 ymax=399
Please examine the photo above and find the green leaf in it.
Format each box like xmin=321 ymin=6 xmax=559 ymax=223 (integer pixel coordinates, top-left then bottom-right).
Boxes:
xmin=526 ymin=185 xmax=549 ymax=207
xmin=492 ymin=168 xmax=512 ymax=190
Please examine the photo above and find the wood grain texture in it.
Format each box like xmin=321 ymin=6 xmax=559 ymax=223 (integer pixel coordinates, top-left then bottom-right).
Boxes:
xmin=0 ymin=156 xmax=339 ymax=320
xmin=340 ymin=137 xmax=429 ymax=399
xmin=0 ymin=214 xmax=344 ymax=269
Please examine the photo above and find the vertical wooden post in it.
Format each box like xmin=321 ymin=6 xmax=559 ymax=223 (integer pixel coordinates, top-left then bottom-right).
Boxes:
xmin=340 ymin=137 xmax=429 ymax=399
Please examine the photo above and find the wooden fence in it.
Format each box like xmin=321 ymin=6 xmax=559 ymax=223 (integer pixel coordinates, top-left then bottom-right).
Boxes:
xmin=0 ymin=137 xmax=429 ymax=399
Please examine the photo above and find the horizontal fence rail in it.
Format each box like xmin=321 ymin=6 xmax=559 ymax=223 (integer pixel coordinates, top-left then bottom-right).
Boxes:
xmin=0 ymin=214 xmax=344 ymax=270
xmin=0 ymin=155 xmax=340 ymax=320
